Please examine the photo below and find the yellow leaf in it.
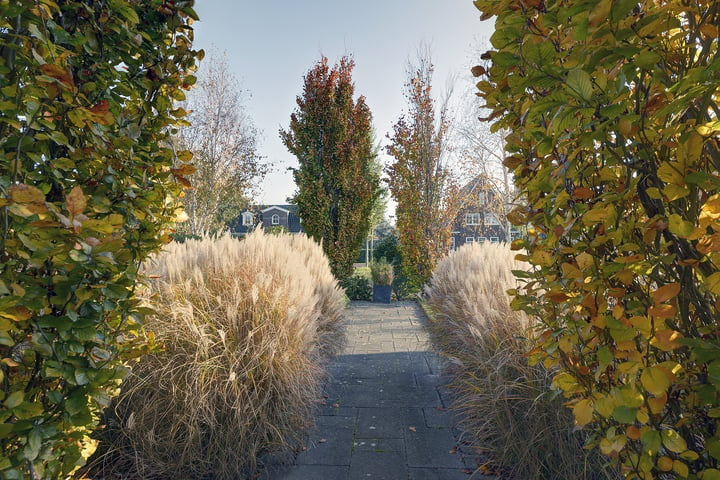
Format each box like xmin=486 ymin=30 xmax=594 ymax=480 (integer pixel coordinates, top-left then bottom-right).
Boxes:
xmin=0 ymin=306 xmax=32 ymax=322
xmin=706 ymin=272 xmax=720 ymax=295
xmin=599 ymin=434 xmax=627 ymax=456
xmin=619 ymin=118 xmax=634 ymax=137
xmin=650 ymin=329 xmax=683 ymax=351
xmin=531 ymin=249 xmax=553 ymax=267
xmin=9 ymin=184 xmax=45 ymax=204
xmin=576 ymin=252 xmax=594 ymax=270
xmin=572 ymin=398 xmax=593 ymax=427
xmin=701 ymin=469 xmax=720 ymax=480
xmin=680 ymin=450 xmax=699 ymax=461
xmin=641 ymin=366 xmax=671 ymax=396
xmin=662 ymin=429 xmax=688 ymax=454
xmin=653 ymin=283 xmax=681 ymax=305
xmin=582 ymin=207 xmax=608 ymax=225
xmin=561 ymin=262 xmax=583 ymax=280
xmin=663 ymin=184 xmax=690 ymax=201
xmin=673 ymin=459 xmax=689 ymax=478
xmin=66 ymin=186 xmax=86 ymax=217
xmin=668 ymin=214 xmax=695 ymax=238
xmin=658 ymin=162 xmax=684 ymax=186
xmin=588 ymin=0 xmax=611 ymax=27
xmin=648 ymin=392 xmax=667 ymax=415
xmin=615 ymin=269 xmax=635 ymax=285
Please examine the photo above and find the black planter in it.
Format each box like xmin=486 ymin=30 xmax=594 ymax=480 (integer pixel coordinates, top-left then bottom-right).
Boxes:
xmin=372 ymin=285 xmax=392 ymax=303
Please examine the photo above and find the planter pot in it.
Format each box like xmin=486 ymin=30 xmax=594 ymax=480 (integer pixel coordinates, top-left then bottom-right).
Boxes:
xmin=372 ymin=285 xmax=392 ymax=303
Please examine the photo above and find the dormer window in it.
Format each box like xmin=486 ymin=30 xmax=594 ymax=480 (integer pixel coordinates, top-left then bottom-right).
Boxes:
xmin=271 ymin=214 xmax=280 ymax=225
xmin=242 ymin=212 xmax=254 ymax=226
xmin=465 ymin=213 xmax=481 ymax=225
xmin=485 ymin=213 xmax=500 ymax=226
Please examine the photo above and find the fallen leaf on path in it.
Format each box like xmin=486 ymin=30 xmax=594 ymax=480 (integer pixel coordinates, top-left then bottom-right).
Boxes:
xmin=408 ymin=426 xmax=416 ymax=432
xmin=332 ymin=403 xmax=339 ymax=408
xmin=318 ymin=439 xmax=327 ymax=443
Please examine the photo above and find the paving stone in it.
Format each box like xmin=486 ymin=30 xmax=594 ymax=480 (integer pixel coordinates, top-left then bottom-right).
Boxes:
xmin=408 ymin=467 xmax=473 ymax=480
xmin=405 ymin=426 xmax=465 ymax=469
xmin=295 ymin=415 xmax=356 ymax=466
xmin=348 ymin=451 xmax=407 ymax=480
xmin=356 ymin=407 xmax=407 ymax=438
xmin=261 ymin=465 xmax=350 ymax=480
xmin=352 ymin=437 xmax=404 ymax=453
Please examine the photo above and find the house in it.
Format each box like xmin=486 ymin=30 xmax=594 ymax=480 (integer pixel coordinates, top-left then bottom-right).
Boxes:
xmin=450 ymin=176 xmax=522 ymax=250
xmin=229 ymin=204 xmax=303 ymax=236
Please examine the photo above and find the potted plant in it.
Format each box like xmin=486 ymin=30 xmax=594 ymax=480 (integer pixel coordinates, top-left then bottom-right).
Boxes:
xmin=370 ymin=257 xmax=394 ymax=303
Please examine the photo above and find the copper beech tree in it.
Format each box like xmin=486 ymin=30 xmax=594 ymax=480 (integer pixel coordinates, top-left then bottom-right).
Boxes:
xmin=475 ymin=0 xmax=720 ymax=478
xmin=386 ymin=51 xmax=460 ymax=289
xmin=281 ymin=56 xmax=380 ymax=279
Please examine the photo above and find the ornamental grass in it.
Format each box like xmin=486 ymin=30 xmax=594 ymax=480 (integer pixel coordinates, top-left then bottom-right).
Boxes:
xmin=424 ymin=242 xmax=618 ymax=479
xmin=88 ymin=230 xmax=345 ymax=479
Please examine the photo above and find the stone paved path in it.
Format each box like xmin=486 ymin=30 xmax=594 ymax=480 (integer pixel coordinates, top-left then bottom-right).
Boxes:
xmin=261 ymin=301 xmax=480 ymax=480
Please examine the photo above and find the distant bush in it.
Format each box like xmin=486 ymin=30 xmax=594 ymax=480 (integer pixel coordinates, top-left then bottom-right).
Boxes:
xmin=341 ymin=275 xmax=372 ymax=301
xmin=89 ymin=230 xmax=345 ymax=479
xmin=425 ymin=242 xmax=618 ymax=479
xmin=373 ymin=232 xmax=417 ymax=299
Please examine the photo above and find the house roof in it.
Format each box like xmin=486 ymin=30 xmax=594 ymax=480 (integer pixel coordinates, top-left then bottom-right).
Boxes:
xmin=229 ymin=204 xmax=303 ymax=234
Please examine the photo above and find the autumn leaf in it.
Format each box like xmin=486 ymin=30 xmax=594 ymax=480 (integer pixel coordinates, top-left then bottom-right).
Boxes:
xmin=653 ymin=283 xmax=680 ymax=305
xmin=9 ymin=184 xmax=45 ymax=204
xmin=39 ymin=63 xmax=75 ymax=88
xmin=641 ymin=366 xmax=672 ymax=396
xmin=66 ymin=186 xmax=87 ymax=217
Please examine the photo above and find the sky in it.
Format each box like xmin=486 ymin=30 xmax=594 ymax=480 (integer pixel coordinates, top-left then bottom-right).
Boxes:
xmin=191 ymin=1 xmax=495 ymax=207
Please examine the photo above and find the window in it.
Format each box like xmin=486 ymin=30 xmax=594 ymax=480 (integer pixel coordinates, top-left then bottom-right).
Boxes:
xmin=450 ymin=237 xmax=456 ymax=250
xmin=465 ymin=213 xmax=481 ymax=225
xmin=241 ymin=212 xmax=254 ymax=226
xmin=478 ymin=237 xmax=487 ymax=243
xmin=484 ymin=213 xmax=500 ymax=226
xmin=490 ymin=237 xmax=499 ymax=243
xmin=465 ymin=237 xmax=475 ymax=244
xmin=510 ymin=228 xmax=523 ymax=241
xmin=271 ymin=214 xmax=280 ymax=225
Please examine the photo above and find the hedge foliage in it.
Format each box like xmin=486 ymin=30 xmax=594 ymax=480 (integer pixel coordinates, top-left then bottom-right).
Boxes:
xmin=474 ymin=0 xmax=720 ymax=478
xmin=0 ymin=1 xmax=200 ymax=477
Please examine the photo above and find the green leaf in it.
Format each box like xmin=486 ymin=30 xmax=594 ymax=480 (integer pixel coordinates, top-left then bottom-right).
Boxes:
xmin=613 ymin=406 xmax=638 ymax=424
xmin=668 ymin=214 xmax=695 ymax=238
xmin=662 ymin=429 xmax=688 ymax=453
xmin=566 ymin=69 xmax=593 ymax=102
xmin=4 ymin=390 xmax=24 ymax=409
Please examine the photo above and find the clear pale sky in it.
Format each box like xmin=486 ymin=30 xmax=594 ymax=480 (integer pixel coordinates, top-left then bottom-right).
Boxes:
xmin=191 ymin=1 xmax=495 ymax=205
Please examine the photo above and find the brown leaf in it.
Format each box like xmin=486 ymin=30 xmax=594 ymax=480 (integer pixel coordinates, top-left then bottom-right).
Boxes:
xmin=171 ymin=164 xmax=196 ymax=176
xmin=39 ymin=63 xmax=75 ymax=88
xmin=66 ymin=186 xmax=87 ymax=217
xmin=653 ymin=283 xmax=681 ymax=305
xmin=470 ymin=65 xmax=486 ymax=77
xmin=572 ymin=187 xmax=594 ymax=200
xmin=408 ymin=426 xmax=416 ymax=432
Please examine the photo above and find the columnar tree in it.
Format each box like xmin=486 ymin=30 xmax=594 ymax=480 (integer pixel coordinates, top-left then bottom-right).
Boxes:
xmin=475 ymin=0 xmax=720 ymax=477
xmin=176 ymin=50 xmax=267 ymax=236
xmin=0 ymin=0 xmax=199 ymax=477
xmin=386 ymin=50 xmax=459 ymax=289
xmin=281 ymin=56 xmax=380 ymax=279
